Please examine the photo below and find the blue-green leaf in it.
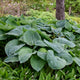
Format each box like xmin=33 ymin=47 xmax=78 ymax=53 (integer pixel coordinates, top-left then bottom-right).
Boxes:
xmin=5 ymin=39 xmax=25 ymax=56
xmin=65 ymin=21 xmax=72 ymax=31
xmin=73 ymin=57 xmax=80 ymax=66
xmin=56 ymin=51 xmax=73 ymax=65
xmin=44 ymin=40 xmax=65 ymax=53
xmin=4 ymin=56 xmax=19 ymax=63
xmin=6 ymin=25 xmax=31 ymax=36
xmin=37 ymin=48 xmax=47 ymax=60
xmin=21 ymin=30 xmax=41 ymax=46
xmin=56 ymin=20 xmax=66 ymax=28
xmin=47 ymin=50 xmax=66 ymax=69
xmin=35 ymin=40 xmax=47 ymax=47
xmin=0 ymin=30 xmax=7 ymax=40
xmin=53 ymin=38 xmax=76 ymax=48
xmin=37 ymin=52 xmax=47 ymax=60
xmin=17 ymin=47 xmax=33 ymax=63
xmin=72 ymin=26 xmax=80 ymax=34
xmin=30 ymin=55 xmax=46 ymax=72
xmin=37 ymin=30 xmax=52 ymax=41
xmin=63 ymin=31 xmax=75 ymax=41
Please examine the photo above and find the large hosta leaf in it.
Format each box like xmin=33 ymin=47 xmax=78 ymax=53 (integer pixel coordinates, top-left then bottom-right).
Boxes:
xmin=6 ymin=26 xmax=23 ymax=36
xmin=56 ymin=20 xmax=66 ymax=28
xmin=37 ymin=51 xmax=47 ymax=60
xmin=5 ymin=39 xmax=25 ymax=56
xmin=30 ymin=55 xmax=46 ymax=72
xmin=37 ymin=48 xmax=47 ymax=60
xmin=21 ymin=30 xmax=41 ymax=46
xmin=53 ymin=38 xmax=76 ymax=48
xmin=72 ymin=26 xmax=80 ymax=34
xmin=73 ymin=57 xmax=80 ymax=66
xmin=75 ymin=29 xmax=80 ymax=34
xmin=56 ymin=51 xmax=73 ymax=65
xmin=63 ymin=31 xmax=75 ymax=41
xmin=37 ymin=24 xmax=51 ymax=33
xmin=44 ymin=40 xmax=65 ymax=53
xmin=47 ymin=50 xmax=66 ymax=69
xmin=6 ymin=25 xmax=31 ymax=36
xmin=56 ymin=20 xmax=72 ymax=31
xmin=0 ymin=30 xmax=7 ymax=40
xmin=51 ymin=27 xmax=62 ymax=35
xmin=65 ymin=21 xmax=72 ymax=31
xmin=4 ymin=56 xmax=19 ymax=63
xmin=51 ymin=28 xmax=64 ymax=37
xmin=6 ymin=16 xmax=18 ymax=26
xmin=37 ymin=30 xmax=52 ymax=41
xmin=35 ymin=40 xmax=47 ymax=47
xmin=17 ymin=47 xmax=33 ymax=63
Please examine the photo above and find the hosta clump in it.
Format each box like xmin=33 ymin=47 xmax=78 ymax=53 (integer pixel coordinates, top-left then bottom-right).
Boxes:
xmin=0 ymin=16 xmax=80 ymax=72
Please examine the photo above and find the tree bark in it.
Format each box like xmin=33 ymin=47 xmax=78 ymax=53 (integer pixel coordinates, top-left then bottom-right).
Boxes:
xmin=1 ymin=0 xmax=3 ymax=2
xmin=0 ymin=0 xmax=3 ymax=16
xmin=69 ymin=6 xmax=71 ymax=15
xmin=56 ymin=0 xmax=65 ymax=20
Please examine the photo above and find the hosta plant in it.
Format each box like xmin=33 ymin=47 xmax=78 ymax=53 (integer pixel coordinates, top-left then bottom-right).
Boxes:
xmin=0 ymin=15 xmax=80 ymax=72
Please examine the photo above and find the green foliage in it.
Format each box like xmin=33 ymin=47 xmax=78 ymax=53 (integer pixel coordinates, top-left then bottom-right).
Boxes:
xmin=0 ymin=59 xmax=39 ymax=80
xmin=17 ymin=47 xmax=33 ymax=63
xmin=1 ymin=58 xmax=80 ymax=80
xmin=26 ymin=0 xmax=80 ymax=13
xmin=24 ymin=0 xmax=80 ymax=13
xmin=0 ymin=0 xmax=80 ymax=18
xmin=30 ymin=55 xmax=46 ymax=72
xmin=5 ymin=39 xmax=25 ymax=56
xmin=0 ymin=30 xmax=7 ymax=40
xmin=0 ymin=10 xmax=80 ymax=79
xmin=65 ymin=0 xmax=80 ymax=13
xmin=0 ymin=15 xmax=80 ymax=72
xmin=26 ymin=9 xmax=55 ymax=21
xmin=70 ymin=16 xmax=80 ymax=24
xmin=47 ymin=50 xmax=66 ymax=69
xmin=0 ymin=60 xmax=80 ymax=80
xmin=21 ymin=30 xmax=42 ymax=46
xmin=26 ymin=9 xmax=80 ymax=24
xmin=26 ymin=0 xmax=56 ymax=11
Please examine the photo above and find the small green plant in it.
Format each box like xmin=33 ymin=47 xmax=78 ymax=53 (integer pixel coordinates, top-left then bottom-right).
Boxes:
xmin=26 ymin=9 xmax=80 ymax=24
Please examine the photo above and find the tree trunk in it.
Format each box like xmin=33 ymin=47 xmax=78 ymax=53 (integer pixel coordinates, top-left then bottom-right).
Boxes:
xmin=1 ymin=0 xmax=3 ymax=2
xmin=56 ymin=0 xmax=65 ymax=20
xmin=69 ymin=6 xmax=71 ymax=15
xmin=0 ymin=0 xmax=3 ymax=16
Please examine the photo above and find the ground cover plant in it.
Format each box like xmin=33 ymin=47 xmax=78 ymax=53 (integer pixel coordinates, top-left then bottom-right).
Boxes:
xmin=0 ymin=11 xmax=80 ymax=79
xmin=26 ymin=9 xmax=80 ymax=24
xmin=0 ymin=14 xmax=80 ymax=70
xmin=1 ymin=59 xmax=80 ymax=80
